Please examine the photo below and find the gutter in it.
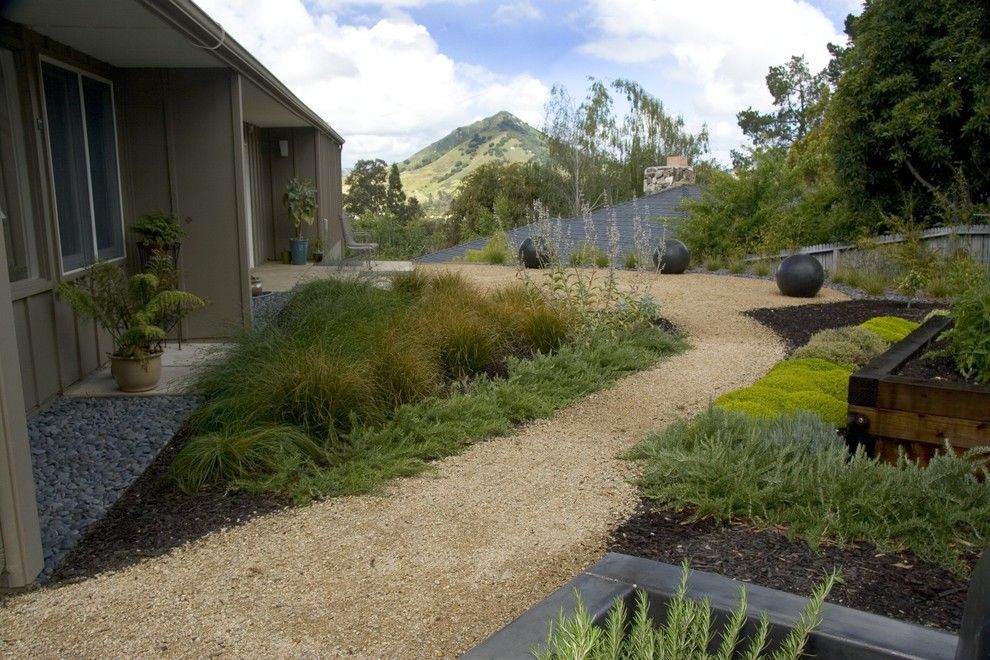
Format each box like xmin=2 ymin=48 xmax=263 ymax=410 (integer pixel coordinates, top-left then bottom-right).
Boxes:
xmin=138 ymin=0 xmax=345 ymax=145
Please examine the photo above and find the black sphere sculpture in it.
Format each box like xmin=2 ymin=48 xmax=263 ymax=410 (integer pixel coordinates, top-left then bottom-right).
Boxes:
xmin=776 ymin=254 xmax=824 ymax=297
xmin=652 ymin=239 xmax=691 ymax=274
xmin=519 ymin=236 xmax=552 ymax=269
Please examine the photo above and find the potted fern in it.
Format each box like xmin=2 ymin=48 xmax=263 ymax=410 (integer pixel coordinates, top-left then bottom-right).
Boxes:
xmin=131 ymin=211 xmax=184 ymax=269
xmin=284 ymin=177 xmax=317 ymax=265
xmin=57 ymin=257 xmax=207 ymax=392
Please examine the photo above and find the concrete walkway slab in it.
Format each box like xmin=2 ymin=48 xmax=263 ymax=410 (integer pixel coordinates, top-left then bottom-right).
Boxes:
xmin=252 ymin=260 xmax=413 ymax=293
xmin=64 ymin=342 xmax=228 ymax=398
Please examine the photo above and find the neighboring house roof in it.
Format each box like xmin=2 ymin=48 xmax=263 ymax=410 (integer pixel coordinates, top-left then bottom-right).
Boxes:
xmin=416 ymin=184 xmax=701 ymax=264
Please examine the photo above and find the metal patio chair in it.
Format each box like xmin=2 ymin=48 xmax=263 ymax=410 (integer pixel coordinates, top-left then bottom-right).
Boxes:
xmin=337 ymin=213 xmax=378 ymax=270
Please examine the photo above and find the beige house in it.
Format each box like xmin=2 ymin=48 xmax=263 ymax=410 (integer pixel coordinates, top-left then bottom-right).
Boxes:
xmin=0 ymin=0 xmax=345 ymax=587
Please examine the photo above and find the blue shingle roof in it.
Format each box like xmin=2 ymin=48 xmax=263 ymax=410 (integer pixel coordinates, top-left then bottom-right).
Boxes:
xmin=416 ymin=185 xmax=700 ymax=264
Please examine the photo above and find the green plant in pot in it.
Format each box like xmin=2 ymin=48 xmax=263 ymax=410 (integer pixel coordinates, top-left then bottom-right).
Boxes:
xmin=57 ymin=258 xmax=207 ymax=392
xmin=312 ymin=238 xmax=324 ymax=263
xmin=284 ymin=177 xmax=317 ymax=265
xmin=131 ymin=211 xmax=184 ymax=268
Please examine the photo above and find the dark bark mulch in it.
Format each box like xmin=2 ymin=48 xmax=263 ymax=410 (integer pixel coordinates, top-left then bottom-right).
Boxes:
xmin=609 ymin=503 xmax=971 ymax=632
xmin=895 ymin=337 xmax=985 ymax=387
xmin=746 ymin=299 xmax=942 ymax=351
xmin=50 ymin=432 xmax=290 ymax=584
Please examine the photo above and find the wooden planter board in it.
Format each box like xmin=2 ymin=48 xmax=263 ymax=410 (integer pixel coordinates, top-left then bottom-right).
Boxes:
xmin=846 ymin=315 xmax=990 ymax=464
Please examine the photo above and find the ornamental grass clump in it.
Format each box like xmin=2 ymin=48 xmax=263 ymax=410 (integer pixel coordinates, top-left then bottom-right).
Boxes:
xmin=462 ymin=231 xmax=511 ymax=264
xmin=536 ymin=563 xmax=836 ymax=660
xmin=628 ymin=408 xmax=990 ymax=573
xmin=174 ymin=269 xmax=684 ymax=499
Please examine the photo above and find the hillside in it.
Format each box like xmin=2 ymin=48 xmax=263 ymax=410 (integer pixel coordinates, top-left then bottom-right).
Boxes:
xmin=399 ymin=111 xmax=546 ymax=207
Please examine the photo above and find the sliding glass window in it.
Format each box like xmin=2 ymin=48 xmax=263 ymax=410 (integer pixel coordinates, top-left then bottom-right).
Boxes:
xmin=41 ymin=61 xmax=124 ymax=273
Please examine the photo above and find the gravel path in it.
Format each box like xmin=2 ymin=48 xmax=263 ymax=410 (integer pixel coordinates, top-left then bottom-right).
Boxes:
xmin=0 ymin=268 xmax=846 ymax=658
xmin=26 ymin=396 xmax=198 ymax=581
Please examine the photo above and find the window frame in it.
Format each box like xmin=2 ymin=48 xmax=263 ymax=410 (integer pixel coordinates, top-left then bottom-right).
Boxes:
xmin=0 ymin=48 xmax=41 ymax=290
xmin=37 ymin=56 xmax=126 ymax=277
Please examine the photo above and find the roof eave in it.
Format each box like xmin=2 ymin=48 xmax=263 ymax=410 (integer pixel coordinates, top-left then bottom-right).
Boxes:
xmin=139 ymin=0 xmax=345 ymax=145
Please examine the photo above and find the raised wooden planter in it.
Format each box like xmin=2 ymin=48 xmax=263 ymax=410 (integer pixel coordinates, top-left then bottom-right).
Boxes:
xmin=846 ymin=315 xmax=990 ymax=464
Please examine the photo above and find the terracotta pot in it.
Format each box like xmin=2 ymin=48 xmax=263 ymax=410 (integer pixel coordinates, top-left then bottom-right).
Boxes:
xmin=110 ymin=352 xmax=163 ymax=393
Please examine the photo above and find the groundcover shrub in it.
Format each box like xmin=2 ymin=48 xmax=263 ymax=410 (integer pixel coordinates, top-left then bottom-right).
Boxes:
xmin=790 ymin=326 xmax=889 ymax=368
xmin=536 ymin=563 xmax=836 ymax=660
xmin=627 ymin=408 xmax=990 ymax=573
xmin=173 ymin=272 xmax=684 ymax=499
xmin=715 ymin=316 xmax=917 ymax=427
xmin=858 ymin=316 xmax=919 ymax=343
xmin=936 ymin=281 xmax=990 ymax=383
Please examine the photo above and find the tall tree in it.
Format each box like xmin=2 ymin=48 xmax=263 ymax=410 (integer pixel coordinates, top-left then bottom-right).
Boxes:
xmin=543 ymin=79 xmax=709 ymax=217
xmin=386 ymin=163 xmax=407 ymax=218
xmin=343 ymin=159 xmax=388 ymax=217
xmin=736 ymin=56 xmax=830 ymax=151
xmin=828 ymin=0 xmax=990 ymax=224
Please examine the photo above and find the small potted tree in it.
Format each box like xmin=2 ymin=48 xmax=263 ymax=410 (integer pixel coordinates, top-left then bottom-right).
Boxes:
xmin=284 ymin=177 xmax=317 ymax=265
xmin=131 ymin=211 xmax=184 ymax=269
xmin=57 ymin=257 xmax=207 ymax=392
xmin=312 ymin=238 xmax=325 ymax=263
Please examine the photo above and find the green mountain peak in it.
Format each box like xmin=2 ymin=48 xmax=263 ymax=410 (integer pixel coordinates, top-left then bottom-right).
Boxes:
xmin=398 ymin=111 xmax=547 ymax=207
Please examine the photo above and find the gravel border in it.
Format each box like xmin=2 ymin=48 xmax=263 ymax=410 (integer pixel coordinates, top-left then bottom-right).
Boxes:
xmin=27 ymin=396 xmax=198 ymax=582
xmin=251 ymin=290 xmax=294 ymax=331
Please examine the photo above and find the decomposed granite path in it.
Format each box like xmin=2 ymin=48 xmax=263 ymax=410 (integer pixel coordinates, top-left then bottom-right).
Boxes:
xmin=0 ymin=267 xmax=846 ymax=659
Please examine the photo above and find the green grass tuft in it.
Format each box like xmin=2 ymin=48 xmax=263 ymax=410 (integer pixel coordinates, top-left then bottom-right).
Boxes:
xmin=627 ymin=408 xmax=990 ymax=573
xmin=462 ymin=231 xmax=511 ymax=264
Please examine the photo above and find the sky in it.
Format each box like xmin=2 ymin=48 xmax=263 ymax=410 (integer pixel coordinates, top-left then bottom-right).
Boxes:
xmin=195 ymin=0 xmax=862 ymax=168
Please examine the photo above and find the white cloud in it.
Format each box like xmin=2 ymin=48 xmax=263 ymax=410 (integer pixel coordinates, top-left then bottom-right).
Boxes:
xmin=581 ymin=0 xmax=845 ymax=161
xmin=493 ymin=1 xmax=544 ymax=23
xmin=196 ymin=0 xmax=549 ymax=166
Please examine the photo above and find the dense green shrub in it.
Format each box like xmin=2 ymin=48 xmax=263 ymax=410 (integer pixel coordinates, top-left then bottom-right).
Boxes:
xmin=858 ymin=316 xmax=919 ymax=343
xmin=938 ymin=282 xmax=990 ymax=383
xmin=627 ymin=408 xmax=990 ymax=572
xmin=791 ymin=327 xmax=889 ymax=368
xmin=536 ymin=566 xmax=834 ymax=660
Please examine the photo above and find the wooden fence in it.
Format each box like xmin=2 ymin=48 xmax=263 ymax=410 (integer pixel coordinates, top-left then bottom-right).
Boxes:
xmin=747 ymin=224 xmax=990 ymax=272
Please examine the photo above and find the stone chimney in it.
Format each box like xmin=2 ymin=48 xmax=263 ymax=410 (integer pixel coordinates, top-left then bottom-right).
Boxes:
xmin=643 ymin=156 xmax=694 ymax=194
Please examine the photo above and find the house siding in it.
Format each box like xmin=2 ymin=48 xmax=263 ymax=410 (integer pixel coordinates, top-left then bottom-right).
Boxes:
xmin=317 ymin=132 xmax=343 ymax=257
xmin=1 ymin=22 xmax=114 ymax=411
xmin=168 ymin=68 xmax=249 ymax=338
xmin=245 ymin=124 xmax=274 ymax=263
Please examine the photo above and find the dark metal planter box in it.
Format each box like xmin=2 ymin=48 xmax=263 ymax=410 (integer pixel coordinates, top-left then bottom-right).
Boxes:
xmin=846 ymin=315 xmax=990 ymax=464
xmin=464 ymin=553 xmax=962 ymax=660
